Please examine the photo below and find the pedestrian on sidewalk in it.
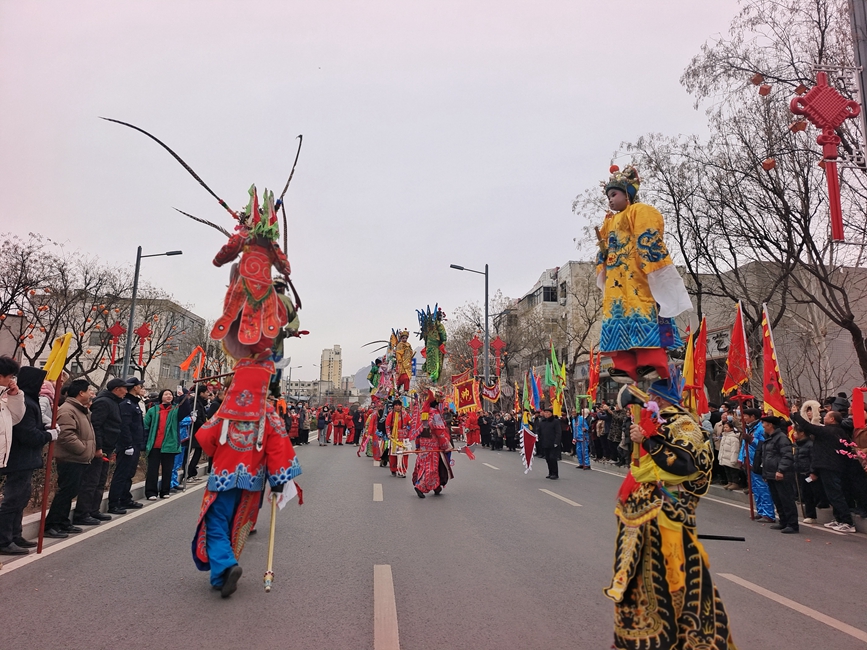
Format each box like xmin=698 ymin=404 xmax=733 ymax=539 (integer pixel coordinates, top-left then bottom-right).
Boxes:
xmin=186 ymin=383 xmax=211 ymax=483
xmin=536 ymin=405 xmax=560 ymax=479
xmin=143 ymin=389 xmax=191 ymax=500
xmin=108 ymin=378 xmax=146 ymax=513
xmin=718 ymin=421 xmax=745 ymax=490
xmin=45 ymin=379 xmax=96 ymax=538
xmin=792 ymin=424 xmax=818 ymax=523
xmin=0 ymin=355 xmax=25 ymax=471
xmin=317 ymin=406 xmax=330 ymax=446
xmin=791 ymin=403 xmax=857 ymax=533
xmin=75 ymin=378 xmax=129 ymax=525
xmin=760 ymin=415 xmax=798 ymax=534
xmin=0 ymin=366 xmax=55 ymax=555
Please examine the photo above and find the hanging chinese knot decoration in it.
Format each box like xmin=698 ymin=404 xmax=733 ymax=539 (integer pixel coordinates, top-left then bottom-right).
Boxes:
xmin=134 ymin=322 xmax=152 ymax=365
xmin=790 ymin=71 xmax=862 ymax=241
xmin=107 ymin=322 xmax=127 ymax=364
xmin=490 ymin=336 xmax=506 ymax=377
xmin=468 ymin=334 xmax=483 ymax=376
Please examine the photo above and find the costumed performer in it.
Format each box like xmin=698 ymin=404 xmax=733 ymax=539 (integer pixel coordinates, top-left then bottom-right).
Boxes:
xmin=193 ymin=358 xmax=302 ymax=597
xmin=412 ymin=390 xmax=452 ymax=498
xmin=394 ymin=330 xmax=414 ymax=394
xmin=595 ymin=165 xmax=692 ymax=382
xmin=464 ymin=410 xmax=481 ymax=447
xmin=572 ymin=408 xmax=591 ymax=470
xmin=604 ymin=376 xmax=736 ymax=649
xmin=386 ymin=400 xmax=411 ymax=477
xmin=417 ymin=307 xmax=447 ymax=383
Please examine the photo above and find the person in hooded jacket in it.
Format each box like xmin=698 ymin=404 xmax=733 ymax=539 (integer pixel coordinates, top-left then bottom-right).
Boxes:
xmin=0 ymin=366 xmax=55 ymax=555
xmin=108 ymin=377 xmax=147 ymax=513
xmin=760 ymin=415 xmax=798 ymax=534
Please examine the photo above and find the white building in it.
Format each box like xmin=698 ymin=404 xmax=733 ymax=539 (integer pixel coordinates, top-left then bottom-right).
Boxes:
xmin=320 ymin=345 xmax=342 ymax=385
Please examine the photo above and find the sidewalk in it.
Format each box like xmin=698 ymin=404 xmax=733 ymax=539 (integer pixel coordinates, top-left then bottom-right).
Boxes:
xmin=19 ymin=464 xmax=208 ymax=543
xmin=567 ymin=457 xmax=867 ymax=534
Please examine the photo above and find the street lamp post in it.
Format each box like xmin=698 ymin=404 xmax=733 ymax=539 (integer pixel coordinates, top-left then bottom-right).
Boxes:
xmin=121 ymin=246 xmax=183 ymax=379
xmin=285 ymin=365 xmax=302 ymax=399
xmin=450 ymin=263 xmax=489 ymax=383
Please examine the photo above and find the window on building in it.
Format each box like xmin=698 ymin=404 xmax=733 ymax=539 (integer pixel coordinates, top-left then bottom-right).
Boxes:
xmin=560 ymin=282 xmax=567 ymax=299
xmin=88 ymin=331 xmax=111 ymax=347
xmin=543 ymin=286 xmax=557 ymax=302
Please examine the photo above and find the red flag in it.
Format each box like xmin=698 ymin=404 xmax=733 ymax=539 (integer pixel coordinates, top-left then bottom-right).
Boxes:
xmin=519 ymin=424 xmax=537 ymax=474
xmin=453 ymin=377 xmax=480 ymax=413
xmin=761 ymin=304 xmax=788 ymax=417
xmin=722 ymin=302 xmax=751 ymax=395
xmin=694 ymin=317 xmax=709 ymax=415
xmin=587 ymin=345 xmax=600 ymax=405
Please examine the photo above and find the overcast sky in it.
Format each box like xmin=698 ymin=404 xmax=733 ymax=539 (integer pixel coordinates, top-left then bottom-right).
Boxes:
xmin=1 ymin=0 xmax=741 ymax=379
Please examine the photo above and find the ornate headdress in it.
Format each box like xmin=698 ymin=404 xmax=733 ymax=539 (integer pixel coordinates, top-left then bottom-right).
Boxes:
xmin=241 ymin=185 xmax=280 ymax=241
xmin=648 ymin=365 xmax=684 ymax=405
xmin=399 ymin=329 xmax=409 ymax=339
xmin=603 ymin=164 xmax=641 ymax=203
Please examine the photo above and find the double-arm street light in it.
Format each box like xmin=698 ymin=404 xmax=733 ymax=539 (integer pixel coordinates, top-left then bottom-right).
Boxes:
xmin=120 ymin=246 xmax=183 ymax=379
xmin=450 ymin=263 xmax=489 ymax=383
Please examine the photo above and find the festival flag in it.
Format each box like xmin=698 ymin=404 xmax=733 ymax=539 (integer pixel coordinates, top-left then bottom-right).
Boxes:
xmin=722 ymin=302 xmax=751 ymax=395
xmin=481 ymin=380 xmax=500 ymax=402
xmin=453 ymin=376 xmax=480 ymax=413
xmin=180 ymin=345 xmax=207 ymax=379
xmin=694 ymin=317 xmax=709 ymax=415
xmin=514 ymin=381 xmax=521 ymax=414
xmin=544 ymin=359 xmax=555 ymax=388
xmin=587 ymin=345 xmax=600 ymax=406
xmin=42 ymin=333 xmax=72 ymax=381
xmin=530 ymin=369 xmax=541 ymax=409
xmin=761 ymin=304 xmax=788 ymax=417
xmin=519 ymin=423 xmax=537 ymax=474
xmin=682 ymin=325 xmax=697 ymax=415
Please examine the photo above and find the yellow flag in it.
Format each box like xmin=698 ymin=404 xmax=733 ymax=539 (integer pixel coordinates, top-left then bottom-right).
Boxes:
xmin=42 ymin=333 xmax=73 ymax=382
xmin=681 ymin=328 xmax=697 ymax=416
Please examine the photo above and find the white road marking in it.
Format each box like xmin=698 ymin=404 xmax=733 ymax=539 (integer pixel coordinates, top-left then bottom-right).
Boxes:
xmin=561 ymin=460 xmax=579 ymax=467
xmin=539 ymin=489 xmax=582 ymax=507
xmin=374 ymin=564 xmax=401 ymax=650
xmin=373 ymin=483 xmax=383 ymax=502
xmin=0 ymin=482 xmax=208 ymax=577
xmin=717 ymin=572 xmax=867 ymax=643
xmin=483 ymin=463 xmax=499 ymax=470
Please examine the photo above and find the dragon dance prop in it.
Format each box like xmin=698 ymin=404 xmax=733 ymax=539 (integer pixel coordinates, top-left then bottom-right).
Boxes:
xmin=105 ymin=118 xmax=305 ymax=594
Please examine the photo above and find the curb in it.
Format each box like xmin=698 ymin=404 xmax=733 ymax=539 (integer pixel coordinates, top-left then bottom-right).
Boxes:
xmin=21 ymin=464 xmax=207 ymax=541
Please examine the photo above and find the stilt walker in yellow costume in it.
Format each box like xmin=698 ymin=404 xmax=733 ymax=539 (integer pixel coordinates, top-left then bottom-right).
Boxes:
xmin=595 ymin=165 xmax=692 ymax=382
xmin=605 ymin=376 xmax=736 ymax=650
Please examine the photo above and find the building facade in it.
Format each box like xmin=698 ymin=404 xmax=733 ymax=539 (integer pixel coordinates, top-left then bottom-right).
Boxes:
xmin=320 ymin=345 xmax=342 ymax=385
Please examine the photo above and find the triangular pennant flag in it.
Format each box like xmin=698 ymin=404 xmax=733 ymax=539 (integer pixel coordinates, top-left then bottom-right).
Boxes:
xmin=519 ymin=423 xmax=537 ymax=474
xmin=761 ymin=304 xmax=788 ymax=418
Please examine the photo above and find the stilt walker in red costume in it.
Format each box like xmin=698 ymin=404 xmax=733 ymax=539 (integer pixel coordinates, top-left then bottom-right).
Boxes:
xmin=104 ymin=118 xmax=304 ymax=598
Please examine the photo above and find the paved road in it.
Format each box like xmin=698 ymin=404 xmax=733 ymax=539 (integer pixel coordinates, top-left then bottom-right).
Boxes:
xmin=1 ymin=444 xmax=866 ymax=649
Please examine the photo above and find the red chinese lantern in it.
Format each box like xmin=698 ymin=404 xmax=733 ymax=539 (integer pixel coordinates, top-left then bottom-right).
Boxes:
xmin=762 ymin=158 xmax=776 ymax=171
xmin=102 ymin=310 xmax=109 ymax=315
xmin=16 ymin=310 xmax=23 ymax=316
xmin=91 ymin=306 xmax=97 ymax=311
xmin=27 ymin=334 xmax=33 ymax=339
xmin=39 ymin=326 xmax=45 ymax=332
xmin=758 ymin=84 xmax=771 ymax=96
xmin=86 ymin=349 xmax=92 ymax=354
xmin=0 ymin=315 xmax=5 ymax=321
xmin=750 ymin=73 xmax=764 ymax=85
xmin=29 ymin=290 xmax=36 ymax=296
xmin=795 ymin=83 xmax=808 ymax=96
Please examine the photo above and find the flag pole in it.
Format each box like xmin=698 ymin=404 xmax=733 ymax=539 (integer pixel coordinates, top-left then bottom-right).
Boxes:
xmin=36 ymin=377 xmax=63 ymax=554
xmin=263 ymin=491 xmax=278 ymax=592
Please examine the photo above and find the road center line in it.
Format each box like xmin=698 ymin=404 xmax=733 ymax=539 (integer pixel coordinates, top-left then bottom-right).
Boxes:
xmin=717 ymin=572 xmax=867 ymax=643
xmin=539 ymin=489 xmax=582 ymax=507
xmin=483 ymin=463 xmax=499 ymax=470
xmin=0 ymin=482 xmax=207 ymax=577
xmin=373 ymin=483 xmax=383 ymax=502
xmin=374 ymin=564 xmax=401 ymax=650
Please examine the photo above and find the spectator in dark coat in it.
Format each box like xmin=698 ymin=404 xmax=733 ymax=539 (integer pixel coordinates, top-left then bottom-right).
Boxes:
xmin=792 ymin=425 xmax=817 ymax=522
xmin=760 ymin=415 xmax=798 ymax=534
xmin=108 ymin=378 xmax=147 ymax=513
xmin=186 ymin=384 xmax=211 ymax=482
xmin=791 ymin=408 xmax=855 ymax=532
xmin=536 ymin=406 xmax=561 ymax=479
xmin=560 ymin=414 xmax=573 ymax=455
xmin=503 ymin=412 xmax=518 ymax=451
xmin=478 ymin=411 xmax=493 ymax=447
xmin=75 ymin=378 xmax=128 ymax=524
xmin=0 ymin=367 xmax=55 ymax=554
